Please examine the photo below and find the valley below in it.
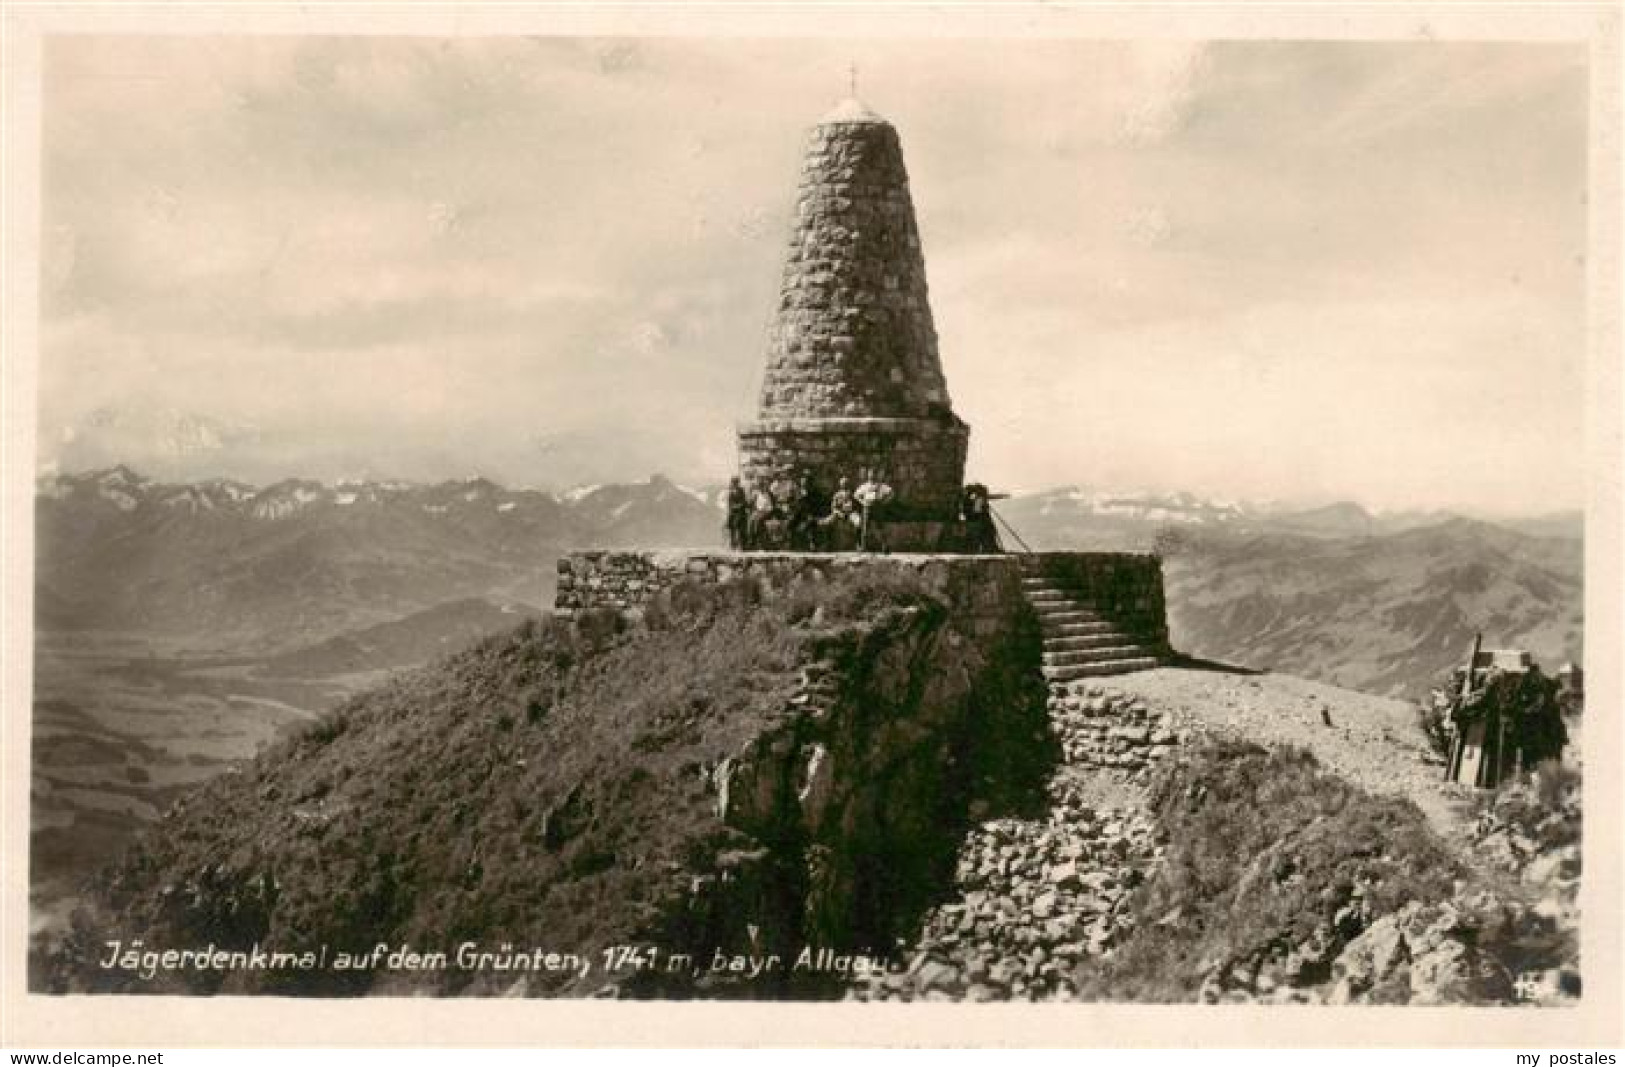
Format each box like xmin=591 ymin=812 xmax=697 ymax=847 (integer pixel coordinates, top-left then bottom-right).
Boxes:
xmin=29 ymin=632 xmax=381 ymax=936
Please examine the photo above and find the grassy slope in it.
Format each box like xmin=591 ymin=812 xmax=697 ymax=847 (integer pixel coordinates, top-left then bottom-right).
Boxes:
xmin=1076 ymin=739 xmax=1459 ymax=1000
xmin=38 ymin=562 xmax=1577 ymax=1004
xmin=43 ymin=570 xmax=992 ymax=996
xmin=48 ymin=582 xmax=808 ymax=994
xmin=262 ymin=598 xmax=545 ymax=678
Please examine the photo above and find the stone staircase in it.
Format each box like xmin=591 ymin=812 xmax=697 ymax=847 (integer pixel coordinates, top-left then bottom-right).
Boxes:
xmin=1020 ymin=566 xmax=1163 ymax=682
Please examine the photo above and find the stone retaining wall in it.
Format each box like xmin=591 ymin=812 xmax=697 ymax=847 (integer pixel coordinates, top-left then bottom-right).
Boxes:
xmin=555 ymin=551 xmax=1170 ymax=650
xmin=556 ymin=551 xmax=1020 ymax=635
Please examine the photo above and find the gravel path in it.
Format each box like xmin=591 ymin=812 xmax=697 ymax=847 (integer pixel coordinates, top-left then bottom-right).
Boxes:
xmin=1106 ymin=667 xmax=1480 ymax=837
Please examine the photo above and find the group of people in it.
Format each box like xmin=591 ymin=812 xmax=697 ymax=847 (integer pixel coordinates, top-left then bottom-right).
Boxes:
xmin=724 ymin=471 xmax=1005 ymax=554
xmin=726 ymin=468 xmax=896 ymax=552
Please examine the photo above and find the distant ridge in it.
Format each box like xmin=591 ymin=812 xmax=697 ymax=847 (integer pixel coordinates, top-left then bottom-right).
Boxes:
xmin=34 ymin=467 xmax=726 ymax=652
xmin=34 ymin=467 xmax=1583 ymax=698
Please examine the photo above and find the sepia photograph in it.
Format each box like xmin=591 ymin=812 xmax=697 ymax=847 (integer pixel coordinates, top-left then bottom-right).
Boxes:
xmin=2 ymin=2 xmax=1621 ymax=1050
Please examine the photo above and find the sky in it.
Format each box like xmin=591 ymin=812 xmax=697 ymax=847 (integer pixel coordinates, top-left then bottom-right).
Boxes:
xmin=38 ymin=36 xmax=1588 ymax=515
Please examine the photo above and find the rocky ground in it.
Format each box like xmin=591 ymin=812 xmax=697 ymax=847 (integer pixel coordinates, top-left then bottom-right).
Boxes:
xmin=852 ymin=666 xmax=1579 ymax=1004
xmin=852 ymin=682 xmax=1177 ymax=1000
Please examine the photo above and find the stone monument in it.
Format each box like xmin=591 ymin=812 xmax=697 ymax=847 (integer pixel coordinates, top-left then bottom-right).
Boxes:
xmin=558 ymin=98 xmax=1171 ymax=681
xmin=737 ymin=97 xmax=970 ymax=551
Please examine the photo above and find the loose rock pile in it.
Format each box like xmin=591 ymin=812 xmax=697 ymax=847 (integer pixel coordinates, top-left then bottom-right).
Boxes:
xmin=1049 ymin=684 xmax=1180 ymax=778
xmin=851 ymin=683 xmax=1180 ymax=1001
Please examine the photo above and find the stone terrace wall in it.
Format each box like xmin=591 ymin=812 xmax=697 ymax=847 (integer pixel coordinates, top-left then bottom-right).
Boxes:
xmin=557 ymin=551 xmax=1023 ymax=633
xmin=556 ymin=550 xmax=1171 ymax=651
xmin=1028 ymin=552 xmax=1169 ymax=653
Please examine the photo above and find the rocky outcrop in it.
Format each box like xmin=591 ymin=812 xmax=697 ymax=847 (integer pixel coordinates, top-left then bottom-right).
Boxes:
xmin=1326 ymin=900 xmax=1513 ymax=1005
xmin=624 ymin=570 xmax=1055 ymax=997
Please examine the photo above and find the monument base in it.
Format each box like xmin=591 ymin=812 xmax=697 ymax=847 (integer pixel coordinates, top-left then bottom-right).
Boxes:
xmin=737 ymin=416 xmax=969 ymax=522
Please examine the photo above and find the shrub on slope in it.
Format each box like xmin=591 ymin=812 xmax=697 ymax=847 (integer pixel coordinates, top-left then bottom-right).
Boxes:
xmin=1075 ymin=739 xmax=1463 ymax=1001
xmin=1075 ymin=739 xmax=1579 ymax=1004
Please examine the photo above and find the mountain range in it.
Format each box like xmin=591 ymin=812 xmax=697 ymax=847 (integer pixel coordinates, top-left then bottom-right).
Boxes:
xmin=996 ymin=486 xmax=1583 ymax=696
xmin=35 ymin=465 xmax=722 ymax=652
xmin=994 ymin=485 xmax=1580 ymax=549
xmin=34 ymin=466 xmax=1584 ymax=699
xmin=1158 ymin=519 xmax=1582 ymax=698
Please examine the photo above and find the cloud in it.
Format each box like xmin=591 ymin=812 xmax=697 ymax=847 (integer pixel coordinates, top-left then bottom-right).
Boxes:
xmin=958 ymin=290 xmax=1582 ymax=515
xmin=37 ymin=37 xmax=1587 ymax=511
xmin=1117 ymin=42 xmax=1212 ymax=146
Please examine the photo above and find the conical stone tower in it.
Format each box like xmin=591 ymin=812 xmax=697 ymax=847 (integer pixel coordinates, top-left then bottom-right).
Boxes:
xmin=738 ymin=98 xmax=970 ymax=549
